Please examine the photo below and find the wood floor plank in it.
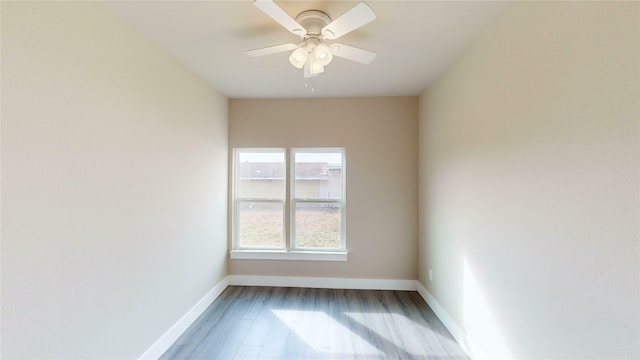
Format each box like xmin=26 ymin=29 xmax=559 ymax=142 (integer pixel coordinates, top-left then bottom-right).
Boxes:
xmin=257 ymin=287 xmax=301 ymax=360
xmin=234 ymin=345 xmax=262 ymax=360
xmin=160 ymin=286 xmax=470 ymax=360
xmin=159 ymin=286 xmax=245 ymax=360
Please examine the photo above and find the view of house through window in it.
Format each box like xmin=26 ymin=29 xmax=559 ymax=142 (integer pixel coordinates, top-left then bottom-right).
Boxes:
xmin=233 ymin=148 xmax=345 ymax=252
xmin=292 ymin=150 xmax=344 ymax=250
xmin=235 ymin=150 xmax=285 ymax=249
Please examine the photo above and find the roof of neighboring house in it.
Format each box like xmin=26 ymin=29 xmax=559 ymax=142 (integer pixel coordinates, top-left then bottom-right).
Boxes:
xmin=239 ymin=162 xmax=341 ymax=180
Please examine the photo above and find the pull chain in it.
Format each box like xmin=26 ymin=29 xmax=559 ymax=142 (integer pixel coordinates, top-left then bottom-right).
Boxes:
xmin=304 ymin=80 xmax=316 ymax=93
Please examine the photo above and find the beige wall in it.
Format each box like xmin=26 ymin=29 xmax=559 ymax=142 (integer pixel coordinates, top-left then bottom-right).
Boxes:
xmin=1 ymin=2 xmax=228 ymax=358
xmin=229 ymin=98 xmax=418 ymax=279
xmin=418 ymin=2 xmax=639 ymax=359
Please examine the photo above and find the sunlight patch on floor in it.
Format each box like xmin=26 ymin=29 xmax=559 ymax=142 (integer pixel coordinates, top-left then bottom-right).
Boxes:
xmin=345 ymin=312 xmax=451 ymax=356
xmin=272 ymin=309 xmax=383 ymax=356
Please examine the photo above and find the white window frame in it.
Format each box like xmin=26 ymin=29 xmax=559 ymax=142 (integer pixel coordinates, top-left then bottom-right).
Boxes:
xmin=232 ymin=148 xmax=286 ymax=251
xmin=230 ymin=148 xmax=347 ymax=261
xmin=291 ymin=148 xmax=346 ymax=252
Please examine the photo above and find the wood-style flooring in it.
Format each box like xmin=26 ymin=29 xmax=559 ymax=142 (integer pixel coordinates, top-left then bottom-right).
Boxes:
xmin=160 ymin=286 xmax=469 ymax=359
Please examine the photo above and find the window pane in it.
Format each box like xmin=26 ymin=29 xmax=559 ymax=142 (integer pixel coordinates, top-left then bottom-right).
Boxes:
xmin=294 ymin=202 xmax=341 ymax=249
xmin=294 ymin=152 xmax=343 ymax=199
xmin=238 ymin=201 xmax=283 ymax=248
xmin=238 ymin=151 xmax=285 ymax=199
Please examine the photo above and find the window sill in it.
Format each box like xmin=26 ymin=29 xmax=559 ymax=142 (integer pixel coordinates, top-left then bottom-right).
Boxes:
xmin=230 ymin=250 xmax=347 ymax=262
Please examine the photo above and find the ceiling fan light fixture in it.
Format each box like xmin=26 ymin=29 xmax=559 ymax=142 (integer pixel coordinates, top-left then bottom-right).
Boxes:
xmin=309 ymin=57 xmax=325 ymax=74
xmin=289 ymin=47 xmax=308 ymax=68
xmin=313 ymin=43 xmax=333 ymax=66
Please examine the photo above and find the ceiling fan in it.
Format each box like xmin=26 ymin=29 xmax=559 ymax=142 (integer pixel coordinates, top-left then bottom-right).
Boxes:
xmin=247 ymin=0 xmax=377 ymax=78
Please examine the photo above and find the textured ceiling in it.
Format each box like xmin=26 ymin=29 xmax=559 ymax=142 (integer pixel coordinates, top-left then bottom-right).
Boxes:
xmin=105 ymin=1 xmax=510 ymax=98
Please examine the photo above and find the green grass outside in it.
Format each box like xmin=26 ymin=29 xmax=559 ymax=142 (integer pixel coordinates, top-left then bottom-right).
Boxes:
xmin=239 ymin=208 xmax=340 ymax=249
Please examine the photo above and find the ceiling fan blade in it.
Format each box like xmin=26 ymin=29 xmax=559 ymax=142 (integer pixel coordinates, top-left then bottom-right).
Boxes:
xmin=246 ymin=43 xmax=297 ymax=57
xmin=330 ymin=43 xmax=376 ymax=64
xmin=253 ymin=0 xmax=307 ymax=37
xmin=321 ymin=2 xmax=376 ymax=40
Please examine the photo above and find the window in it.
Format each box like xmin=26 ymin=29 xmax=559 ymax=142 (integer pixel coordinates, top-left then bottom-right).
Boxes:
xmin=231 ymin=148 xmax=346 ymax=261
xmin=292 ymin=149 xmax=345 ymax=251
xmin=234 ymin=149 xmax=286 ymax=249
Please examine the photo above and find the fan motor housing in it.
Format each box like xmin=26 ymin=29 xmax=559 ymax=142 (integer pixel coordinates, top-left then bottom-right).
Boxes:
xmin=295 ymin=10 xmax=331 ymax=36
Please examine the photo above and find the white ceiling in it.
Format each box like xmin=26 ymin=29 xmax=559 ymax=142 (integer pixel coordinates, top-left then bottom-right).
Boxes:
xmin=105 ymin=1 xmax=510 ymax=98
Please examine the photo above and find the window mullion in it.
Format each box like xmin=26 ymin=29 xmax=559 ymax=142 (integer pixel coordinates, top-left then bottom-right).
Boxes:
xmin=285 ymin=149 xmax=291 ymax=251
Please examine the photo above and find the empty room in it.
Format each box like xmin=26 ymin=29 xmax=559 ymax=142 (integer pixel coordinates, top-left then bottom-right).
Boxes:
xmin=1 ymin=1 xmax=638 ymax=359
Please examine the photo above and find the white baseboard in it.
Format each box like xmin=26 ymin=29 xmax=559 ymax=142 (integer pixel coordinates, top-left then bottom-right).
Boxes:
xmin=228 ymin=275 xmax=417 ymax=291
xmin=138 ymin=276 xmax=230 ymax=360
xmin=415 ymin=281 xmax=482 ymax=360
